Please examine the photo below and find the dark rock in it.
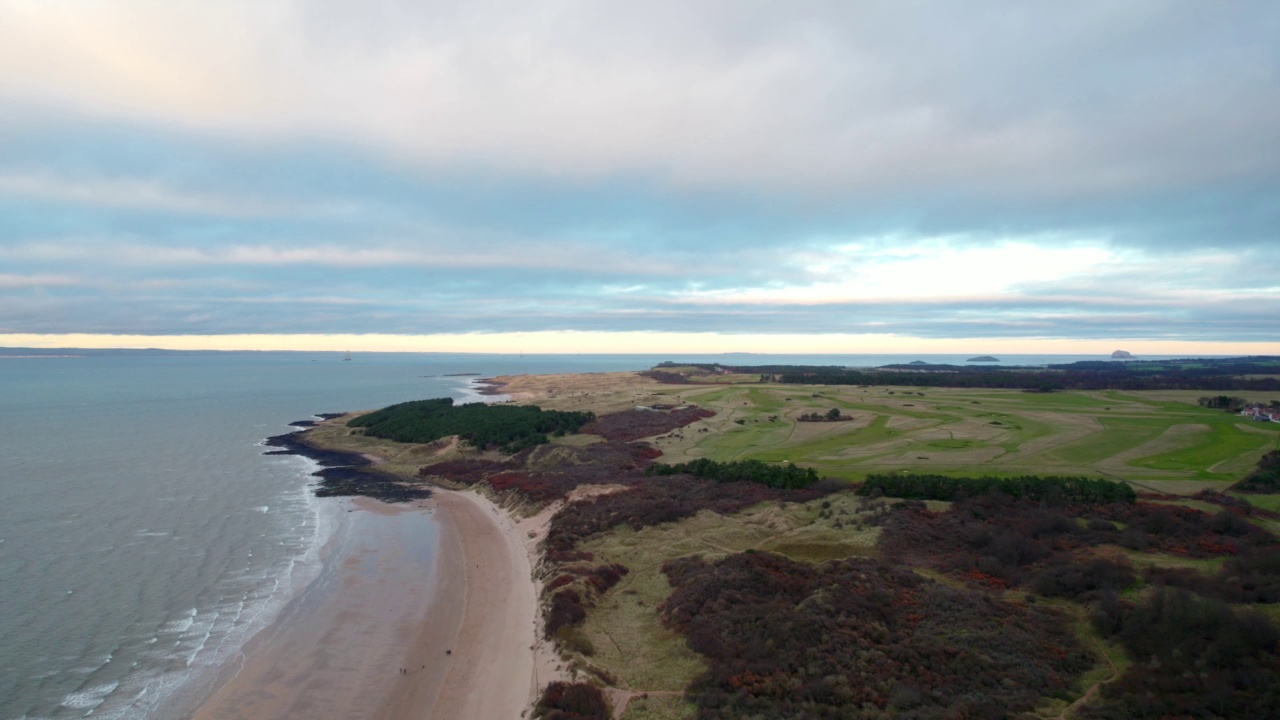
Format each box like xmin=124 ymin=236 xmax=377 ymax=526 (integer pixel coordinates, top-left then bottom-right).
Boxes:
xmin=263 ymin=425 xmax=431 ymax=503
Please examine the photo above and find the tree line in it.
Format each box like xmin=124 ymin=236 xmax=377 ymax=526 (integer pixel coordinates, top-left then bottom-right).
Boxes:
xmin=645 ymin=457 xmax=820 ymax=489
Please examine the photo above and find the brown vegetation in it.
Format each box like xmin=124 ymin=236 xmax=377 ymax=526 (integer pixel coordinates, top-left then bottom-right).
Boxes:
xmin=580 ymin=405 xmax=715 ymax=441
xmin=661 ymin=551 xmax=1092 ymax=719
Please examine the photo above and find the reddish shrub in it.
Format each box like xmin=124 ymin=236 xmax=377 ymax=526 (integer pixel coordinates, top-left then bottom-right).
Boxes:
xmin=533 ymin=681 xmax=610 ymax=720
xmin=661 ymin=552 xmax=1091 ymax=719
xmin=582 ymin=406 xmax=716 ymax=441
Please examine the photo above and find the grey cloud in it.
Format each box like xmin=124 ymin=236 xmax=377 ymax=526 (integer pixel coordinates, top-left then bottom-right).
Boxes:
xmin=6 ymin=1 xmax=1277 ymax=200
xmin=2 ymin=1 xmax=1277 ymax=344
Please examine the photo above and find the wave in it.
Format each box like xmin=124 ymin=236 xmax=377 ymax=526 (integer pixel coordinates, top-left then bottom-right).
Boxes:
xmin=59 ymin=681 xmax=118 ymax=711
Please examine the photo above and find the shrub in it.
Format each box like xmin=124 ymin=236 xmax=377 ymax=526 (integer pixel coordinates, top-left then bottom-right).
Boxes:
xmin=646 ymin=457 xmax=820 ymax=489
xmin=533 ymin=682 xmax=610 ymax=720
xmin=1233 ymin=450 xmax=1280 ymax=493
xmin=661 ymin=552 xmax=1091 ymax=719
xmin=1082 ymin=588 xmax=1280 ymax=719
xmin=859 ymin=472 xmax=1136 ymax=504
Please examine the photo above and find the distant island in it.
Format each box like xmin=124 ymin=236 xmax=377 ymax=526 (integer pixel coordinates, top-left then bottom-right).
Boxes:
xmin=1111 ymin=349 xmax=1134 ymax=358
xmin=967 ymin=355 xmax=999 ymax=362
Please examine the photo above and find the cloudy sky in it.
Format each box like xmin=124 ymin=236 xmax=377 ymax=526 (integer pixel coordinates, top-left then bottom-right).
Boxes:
xmin=2 ymin=0 xmax=1278 ymax=353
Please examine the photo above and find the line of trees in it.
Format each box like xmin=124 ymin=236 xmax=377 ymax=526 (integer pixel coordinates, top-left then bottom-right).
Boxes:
xmin=859 ymin=472 xmax=1137 ymax=504
xmin=645 ymin=457 xmax=820 ymax=489
xmin=348 ymin=397 xmax=594 ymax=452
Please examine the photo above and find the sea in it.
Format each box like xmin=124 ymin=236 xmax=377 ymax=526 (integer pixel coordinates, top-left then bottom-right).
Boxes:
xmin=0 ymin=350 xmax=1216 ymax=718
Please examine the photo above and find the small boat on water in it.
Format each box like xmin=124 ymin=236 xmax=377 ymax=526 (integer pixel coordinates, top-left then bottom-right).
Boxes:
xmin=343 ymin=351 xmax=352 ymax=361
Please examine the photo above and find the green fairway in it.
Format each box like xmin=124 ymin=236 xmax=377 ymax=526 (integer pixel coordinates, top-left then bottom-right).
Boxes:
xmin=1048 ymin=417 xmax=1168 ymax=465
xmin=652 ymin=383 xmax=1280 ymax=492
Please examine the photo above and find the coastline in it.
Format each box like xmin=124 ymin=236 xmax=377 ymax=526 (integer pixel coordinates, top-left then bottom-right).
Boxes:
xmin=425 ymin=489 xmax=566 ymax=718
xmin=188 ymin=497 xmax=444 ymax=719
xmin=188 ymin=487 xmax=557 ymax=720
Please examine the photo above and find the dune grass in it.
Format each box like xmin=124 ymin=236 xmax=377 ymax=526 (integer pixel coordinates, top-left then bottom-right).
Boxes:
xmin=619 ymin=694 xmax=696 ymax=720
xmin=573 ymin=492 xmax=887 ymax=694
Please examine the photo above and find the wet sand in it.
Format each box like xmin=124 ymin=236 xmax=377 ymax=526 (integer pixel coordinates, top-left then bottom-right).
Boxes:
xmin=191 ymin=490 xmax=554 ymax=720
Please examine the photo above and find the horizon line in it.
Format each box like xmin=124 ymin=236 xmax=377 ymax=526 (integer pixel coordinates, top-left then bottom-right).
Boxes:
xmin=3 ymin=332 xmax=1279 ymax=356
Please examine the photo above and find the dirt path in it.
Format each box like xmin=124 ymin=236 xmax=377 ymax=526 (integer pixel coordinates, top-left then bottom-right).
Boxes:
xmin=1042 ymin=636 xmax=1118 ymax=720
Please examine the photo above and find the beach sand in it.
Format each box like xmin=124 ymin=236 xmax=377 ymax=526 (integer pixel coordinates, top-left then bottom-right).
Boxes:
xmin=191 ymin=490 xmax=558 ymax=720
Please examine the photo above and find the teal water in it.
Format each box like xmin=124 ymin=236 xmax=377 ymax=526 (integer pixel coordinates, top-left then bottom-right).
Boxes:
xmin=0 ymin=350 xmax=1199 ymax=718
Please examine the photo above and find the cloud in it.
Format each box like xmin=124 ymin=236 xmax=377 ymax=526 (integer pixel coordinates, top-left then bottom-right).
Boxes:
xmin=0 ymin=172 xmax=299 ymax=217
xmin=3 ymin=1 xmax=1277 ymax=198
xmin=677 ymin=240 xmax=1121 ymax=305
xmin=0 ymin=273 xmax=80 ymax=289
xmin=0 ymin=238 xmax=689 ymax=276
xmin=0 ymin=2 xmax=1276 ymax=348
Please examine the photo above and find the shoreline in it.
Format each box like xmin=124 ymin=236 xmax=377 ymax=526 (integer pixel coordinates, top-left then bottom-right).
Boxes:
xmin=188 ymin=497 xmax=445 ymax=719
xmin=188 ymin=486 xmax=557 ymax=720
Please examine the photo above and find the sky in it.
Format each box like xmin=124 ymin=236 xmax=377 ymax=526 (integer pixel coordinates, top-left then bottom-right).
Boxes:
xmin=1 ymin=1 xmax=1278 ymax=354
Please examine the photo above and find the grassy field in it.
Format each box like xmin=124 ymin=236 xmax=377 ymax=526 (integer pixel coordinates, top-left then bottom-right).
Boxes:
xmin=572 ymin=493 xmax=894 ymax=720
xmin=626 ymin=383 xmax=1280 ymax=492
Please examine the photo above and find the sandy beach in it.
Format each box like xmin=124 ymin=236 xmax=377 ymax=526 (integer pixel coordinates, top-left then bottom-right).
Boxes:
xmin=191 ymin=490 xmax=556 ymax=720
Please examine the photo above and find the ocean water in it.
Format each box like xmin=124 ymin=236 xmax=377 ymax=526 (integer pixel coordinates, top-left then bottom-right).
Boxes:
xmin=0 ymin=350 xmax=1208 ymax=718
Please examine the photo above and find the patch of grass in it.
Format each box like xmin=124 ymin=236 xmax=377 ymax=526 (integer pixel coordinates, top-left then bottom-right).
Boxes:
xmin=1048 ymin=416 xmax=1168 ymax=465
xmin=677 ymin=386 xmax=740 ymax=405
xmin=619 ymin=694 xmax=697 ymax=720
xmin=994 ymin=415 xmax=1058 ymax=455
xmin=836 ymin=400 xmax=943 ymax=420
xmin=575 ymin=529 xmax=710 ymax=691
xmin=922 ymin=438 xmax=978 ymax=450
xmin=990 ymin=391 xmax=1117 ymax=409
xmin=1120 ymin=549 xmax=1228 ymax=573
xmin=744 ymin=387 xmax=787 ymax=413
xmin=574 ymin=492 xmax=885 ymax=690
xmin=1132 ymin=420 xmax=1278 ymax=478
xmin=694 ymin=420 xmax=794 ymax=461
xmin=1234 ymin=493 xmax=1280 ymax=512
xmin=749 ymin=414 xmax=903 ymax=464
xmin=550 ymin=433 xmax=606 ymax=447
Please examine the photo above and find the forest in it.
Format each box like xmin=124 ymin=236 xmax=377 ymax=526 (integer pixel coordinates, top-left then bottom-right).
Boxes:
xmin=347 ymin=397 xmax=595 ymax=452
